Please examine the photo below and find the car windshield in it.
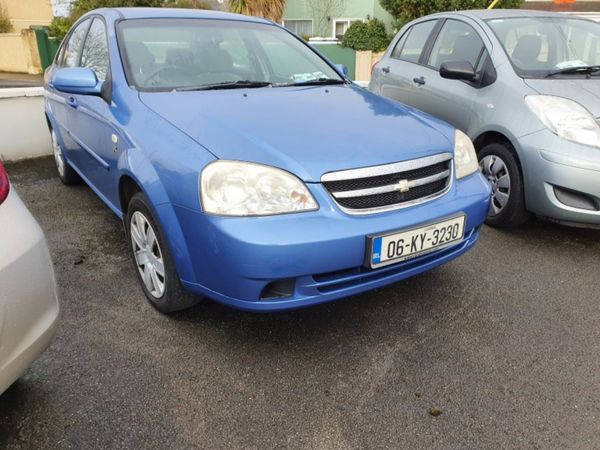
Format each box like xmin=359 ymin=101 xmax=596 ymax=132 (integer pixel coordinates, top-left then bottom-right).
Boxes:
xmin=117 ymin=18 xmax=342 ymax=91
xmin=486 ymin=16 xmax=600 ymax=78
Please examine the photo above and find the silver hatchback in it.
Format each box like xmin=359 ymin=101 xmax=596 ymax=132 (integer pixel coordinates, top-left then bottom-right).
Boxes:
xmin=370 ymin=9 xmax=600 ymax=228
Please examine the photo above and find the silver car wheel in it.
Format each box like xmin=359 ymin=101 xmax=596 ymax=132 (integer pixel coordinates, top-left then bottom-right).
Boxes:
xmin=480 ymin=155 xmax=511 ymax=216
xmin=51 ymin=130 xmax=65 ymax=178
xmin=130 ymin=211 xmax=166 ymax=298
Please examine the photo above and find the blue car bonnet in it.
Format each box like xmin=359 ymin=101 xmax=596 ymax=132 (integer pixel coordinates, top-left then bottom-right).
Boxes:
xmin=139 ymin=84 xmax=455 ymax=182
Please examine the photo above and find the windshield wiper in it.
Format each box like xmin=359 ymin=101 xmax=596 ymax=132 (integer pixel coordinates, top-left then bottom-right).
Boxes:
xmin=175 ymin=80 xmax=273 ymax=91
xmin=275 ymin=78 xmax=347 ymax=87
xmin=545 ymin=65 xmax=600 ymax=78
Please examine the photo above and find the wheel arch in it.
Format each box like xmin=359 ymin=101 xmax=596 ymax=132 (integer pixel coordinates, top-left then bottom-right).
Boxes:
xmin=472 ymin=130 xmax=527 ymax=181
xmin=118 ymin=174 xmax=143 ymax=216
xmin=117 ymin=158 xmax=196 ymax=283
xmin=473 ymin=129 xmax=532 ymax=215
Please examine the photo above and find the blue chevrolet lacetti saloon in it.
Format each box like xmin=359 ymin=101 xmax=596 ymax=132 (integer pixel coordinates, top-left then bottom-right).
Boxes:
xmin=44 ymin=8 xmax=491 ymax=313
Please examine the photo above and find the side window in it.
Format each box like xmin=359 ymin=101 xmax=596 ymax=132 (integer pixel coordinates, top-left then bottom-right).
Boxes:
xmin=60 ymin=19 xmax=91 ymax=68
xmin=80 ymin=18 xmax=109 ymax=80
xmin=390 ymin=31 xmax=409 ymax=59
xmin=428 ymin=20 xmax=485 ymax=69
xmin=392 ymin=20 xmax=437 ymax=63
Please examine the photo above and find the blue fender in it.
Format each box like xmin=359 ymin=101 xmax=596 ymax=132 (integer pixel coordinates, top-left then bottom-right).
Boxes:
xmin=118 ymin=150 xmax=197 ymax=283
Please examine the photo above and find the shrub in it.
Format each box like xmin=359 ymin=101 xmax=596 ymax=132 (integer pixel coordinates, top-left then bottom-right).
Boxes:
xmin=49 ymin=16 xmax=73 ymax=40
xmin=163 ymin=0 xmax=213 ymax=7
xmin=379 ymin=0 xmax=524 ymax=28
xmin=0 ymin=4 xmax=13 ymax=33
xmin=342 ymin=19 xmax=391 ymax=52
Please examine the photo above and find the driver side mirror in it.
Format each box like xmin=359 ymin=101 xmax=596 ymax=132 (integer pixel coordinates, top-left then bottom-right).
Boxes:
xmin=439 ymin=61 xmax=477 ymax=82
xmin=335 ymin=64 xmax=349 ymax=78
xmin=51 ymin=67 xmax=103 ymax=96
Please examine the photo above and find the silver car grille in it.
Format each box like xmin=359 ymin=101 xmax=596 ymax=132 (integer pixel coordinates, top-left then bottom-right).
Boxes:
xmin=321 ymin=153 xmax=453 ymax=214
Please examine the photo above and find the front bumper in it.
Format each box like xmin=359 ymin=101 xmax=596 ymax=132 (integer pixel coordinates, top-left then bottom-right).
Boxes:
xmin=519 ymin=129 xmax=600 ymax=226
xmin=0 ymin=188 xmax=59 ymax=394
xmin=171 ymin=172 xmax=490 ymax=311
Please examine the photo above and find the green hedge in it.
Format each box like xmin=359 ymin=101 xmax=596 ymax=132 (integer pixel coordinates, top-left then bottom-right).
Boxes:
xmin=341 ymin=19 xmax=391 ymax=53
xmin=379 ymin=0 xmax=524 ymax=28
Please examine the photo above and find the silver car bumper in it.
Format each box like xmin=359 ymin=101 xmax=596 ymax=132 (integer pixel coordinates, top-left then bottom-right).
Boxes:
xmin=0 ymin=187 xmax=59 ymax=395
xmin=519 ymin=129 xmax=600 ymax=227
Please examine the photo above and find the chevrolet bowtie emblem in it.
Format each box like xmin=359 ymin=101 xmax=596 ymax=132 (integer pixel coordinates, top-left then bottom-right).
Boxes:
xmin=397 ymin=179 xmax=412 ymax=193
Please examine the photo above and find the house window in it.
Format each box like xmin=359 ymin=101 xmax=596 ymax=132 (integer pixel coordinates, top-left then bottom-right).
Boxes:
xmin=283 ymin=19 xmax=313 ymax=37
xmin=334 ymin=19 xmax=362 ymax=40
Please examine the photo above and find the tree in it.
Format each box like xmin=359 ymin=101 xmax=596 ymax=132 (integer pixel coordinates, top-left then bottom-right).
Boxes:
xmin=306 ymin=0 xmax=343 ymax=37
xmin=379 ymin=0 xmax=524 ymax=28
xmin=49 ymin=0 xmax=215 ymax=40
xmin=70 ymin=0 xmax=163 ymax=21
xmin=163 ymin=0 xmax=213 ymax=8
xmin=228 ymin=0 xmax=286 ymax=23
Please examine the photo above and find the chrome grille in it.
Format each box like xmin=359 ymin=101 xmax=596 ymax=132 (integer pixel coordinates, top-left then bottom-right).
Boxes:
xmin=321 ymin=153 xmax=452 ymax=214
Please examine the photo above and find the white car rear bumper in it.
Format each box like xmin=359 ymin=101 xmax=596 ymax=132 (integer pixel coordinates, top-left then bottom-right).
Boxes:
xmin=0 ymin=187 xmax=59 ymax=394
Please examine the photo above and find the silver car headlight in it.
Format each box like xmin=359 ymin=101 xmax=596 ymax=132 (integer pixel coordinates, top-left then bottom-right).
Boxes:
xmin=200 ymin=160 xmax=318 ymax=216
xmin=525 ymin=95 xmax=600 ymax=148
xmin=454 ymin=129 xmax=479 ymax=179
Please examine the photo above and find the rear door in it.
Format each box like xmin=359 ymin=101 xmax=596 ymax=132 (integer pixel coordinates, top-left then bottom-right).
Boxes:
xmin=378 ymin=19 xmax=439 ymax=106
xmin=411 ymin=18 xmax=494 ymax=134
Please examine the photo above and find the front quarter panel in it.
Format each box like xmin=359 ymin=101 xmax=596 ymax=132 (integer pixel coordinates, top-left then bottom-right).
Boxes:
xmin=116 ymin=102 xmax=216 ymax=282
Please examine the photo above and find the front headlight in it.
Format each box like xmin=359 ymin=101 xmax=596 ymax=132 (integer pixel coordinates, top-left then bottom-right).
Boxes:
xmin=525 ymin=95 xmax=600 ymax=148
xmin=200 ymin=160 xmax=318 ymax=216
xmin=454 ymin=129 xmax=479 ymax=179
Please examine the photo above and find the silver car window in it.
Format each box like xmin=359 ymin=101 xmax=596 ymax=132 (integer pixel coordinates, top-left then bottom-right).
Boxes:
xmin=428 ymin=20 xmax=484 ymax=69
xmin=392 ymin=20 xmax=437 ymax=64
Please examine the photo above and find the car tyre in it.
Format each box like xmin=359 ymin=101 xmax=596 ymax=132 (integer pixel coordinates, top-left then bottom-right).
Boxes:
xmin=126 ymin=192 xmax=201 ymax=313
xmin=50 ymin=128 xmax=81 ymax=185
xmin=478 ymin=142 xmax=530 ymax=228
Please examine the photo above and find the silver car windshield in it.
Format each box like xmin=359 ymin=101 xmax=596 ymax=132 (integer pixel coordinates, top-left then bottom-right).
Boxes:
xmin=486 ymin=17 xmax=600 ymax=78
xmin=117 ymin=18 xmax=343 ymax=91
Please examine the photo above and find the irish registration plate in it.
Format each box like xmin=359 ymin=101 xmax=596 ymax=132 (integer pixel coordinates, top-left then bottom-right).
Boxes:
xmin=368 ymin=215 xmax=466 ymax=268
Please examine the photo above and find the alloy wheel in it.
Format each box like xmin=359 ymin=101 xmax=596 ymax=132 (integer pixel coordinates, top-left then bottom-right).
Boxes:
xmin=480 ymin=154 xmax=511 ymax=216
xmin=130 ymin=211 xmax=166 ymax=298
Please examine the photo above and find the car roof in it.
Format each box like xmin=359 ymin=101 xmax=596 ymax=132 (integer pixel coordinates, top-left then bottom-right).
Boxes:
xmin=104 ymin=7 xmax=271 ymax=24
xmin=440 ymin=8 xmax=576 ymax=20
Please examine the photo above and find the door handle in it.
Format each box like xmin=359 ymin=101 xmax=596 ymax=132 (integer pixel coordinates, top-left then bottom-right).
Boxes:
xmin=67 ymin=96 xmax=78 ymax=108
xmin=413 ymin=76 xmax=426 ymax=86
xmin=381 ymin=66 xmax=390 ymax=74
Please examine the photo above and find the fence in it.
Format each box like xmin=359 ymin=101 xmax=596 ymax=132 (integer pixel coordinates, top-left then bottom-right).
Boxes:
xmin=0 ymin=29 xmax=42 ymax=74
xmin=0 ymin=87 xmax=51 ymax=162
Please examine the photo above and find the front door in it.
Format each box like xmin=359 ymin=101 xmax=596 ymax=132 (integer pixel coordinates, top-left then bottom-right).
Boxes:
xmin=46 ymin=18 xmax=92 ymax=159
xmin=410 ymin=19 xmax=492 ymax=134
xmin=67 ymin=17 xmax=121 ymax=210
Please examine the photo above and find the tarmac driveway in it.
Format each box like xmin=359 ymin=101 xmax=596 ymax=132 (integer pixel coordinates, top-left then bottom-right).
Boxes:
xmin=1 ymin=157 xmax=599 ymax=449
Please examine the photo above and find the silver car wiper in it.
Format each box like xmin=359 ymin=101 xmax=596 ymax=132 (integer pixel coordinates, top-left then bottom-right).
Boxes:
xmin=545 ymin=65 xmax=600 ymax=78
xmin=175 ymin=80 xmax=273 ymax=91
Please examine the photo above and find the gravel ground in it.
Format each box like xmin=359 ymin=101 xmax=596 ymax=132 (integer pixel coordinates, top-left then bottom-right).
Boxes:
xmin=1 ymin=156 xmax=599 ymax=449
